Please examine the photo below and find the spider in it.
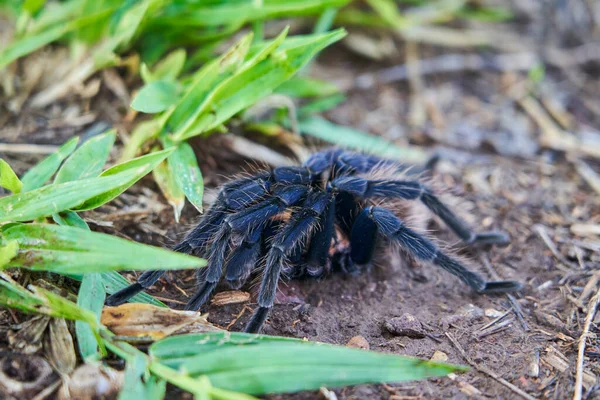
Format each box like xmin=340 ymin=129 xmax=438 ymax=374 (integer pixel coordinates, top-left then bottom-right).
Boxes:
xmin=106 ymin=148 xmax=522 ymax=333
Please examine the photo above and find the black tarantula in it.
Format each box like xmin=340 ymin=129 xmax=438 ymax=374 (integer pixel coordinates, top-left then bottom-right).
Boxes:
xmin=106 ymin=148 xmax=522 ymax=333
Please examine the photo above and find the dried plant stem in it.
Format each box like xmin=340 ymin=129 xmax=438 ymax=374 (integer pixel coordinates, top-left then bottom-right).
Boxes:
xmin=573 ymin=288 xmax=600 ymax=400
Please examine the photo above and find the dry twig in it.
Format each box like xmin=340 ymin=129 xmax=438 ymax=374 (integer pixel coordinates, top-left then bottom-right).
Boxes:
xmin=573 ymin=287 xmax=600 ymax=400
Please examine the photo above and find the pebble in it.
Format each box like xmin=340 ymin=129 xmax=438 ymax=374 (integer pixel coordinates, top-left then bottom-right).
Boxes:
xmin=485 ymin=308 xmax=505 ymax=318
xmin=457 ymin=304 xmax=484 ymax=320
xmin=384 ymin=313 xmax=426 ymax=338
xmin=346 ymin=335 xmax=370 ymax=350
xmin=430 ymin=350 xmax=448 ymax=362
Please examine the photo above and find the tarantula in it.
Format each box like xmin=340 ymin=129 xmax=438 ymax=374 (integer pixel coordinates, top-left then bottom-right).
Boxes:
xmin=106 ymin=148 xmax=522 ymax=333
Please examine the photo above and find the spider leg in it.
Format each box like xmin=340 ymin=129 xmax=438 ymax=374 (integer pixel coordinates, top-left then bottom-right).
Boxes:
xmin=245 ymin=192 xmax=331 ymax=333
xmin=225 ymin=224 xmax=265 ymax=288
xmin=185 ymin=184 xmax=309 ymax=311
xmin=331 ymin=176 xmax=510 ymax=246
xmin=356 ymin=206 xmax=522 ymax=293
xmin=105 ymin=173 xmax=273 ymax=306
xmin=305 ymin=196 xmax=336 ymax=276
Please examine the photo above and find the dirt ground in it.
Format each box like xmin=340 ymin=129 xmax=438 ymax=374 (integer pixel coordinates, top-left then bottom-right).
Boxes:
xmin=2 ymin=3 xmax=600 ymax=399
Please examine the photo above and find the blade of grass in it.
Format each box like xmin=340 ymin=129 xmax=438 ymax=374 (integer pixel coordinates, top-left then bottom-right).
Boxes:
xmin=20 ymin=136 xmax=79 ymax=192
xmin=0 ymin=148 xmax=174 ymax=222
xmin=152 ymin=156 xmax=185 ymax=222
xmin=298 ymin=116 xmax=427 ymax=164
xmin=1 ymin=223 xmax=206 ymax=274
xmin=131 ymin=80 xmax=181 ymax=113
xmin=0 ymin=240 xmax=19 ymax=269
xmin=0 ymin=159 xmax=23 ymax=193
xmin=0 ymin=7 xmax=115 ymax=69
xmin=166 ymin=141 xmax=203 ymax=213
xmin=175 ymin=29 xmax=347 ymax=140
xmin=150 ymin=332 xmax=467 ymax=395
xmin=54 ymin=129 xmax=116 ymax=183
xmin=76 ymin=272 xmax=105 ymax=360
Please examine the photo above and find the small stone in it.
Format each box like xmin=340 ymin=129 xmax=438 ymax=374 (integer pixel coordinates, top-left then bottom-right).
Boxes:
xmin=430 ymin=350 xmax=448 ymax=362
xmin=384 ymin=313 xmax=425 ymax=338
xmin=457 ymin=304 xmax=484 ymax=321
xmin=346 ymin=335 xmax=370 ymax=350
xmin=485 ymin=308 xmax=504 ymax=318
xmin=439 ymin=315 xmax=462 ymax=330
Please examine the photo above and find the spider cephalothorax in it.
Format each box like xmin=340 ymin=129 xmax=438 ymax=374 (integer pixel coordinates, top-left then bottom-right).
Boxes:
xmin=106 ymin=148 xmax=522 ymax=333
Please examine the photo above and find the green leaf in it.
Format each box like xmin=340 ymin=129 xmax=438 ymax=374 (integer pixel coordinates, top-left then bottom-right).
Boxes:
xmin=20 ymin=136 xmax=79 ymax=192
xmin=175 ymin=29 xmax=347 ymax=140
xmin=152 ymin=158 xmax=185 ymax=223
xmin=151 ymin=332 xmax=466 ymax=395
xmin=1 ymin=223 xmax=206 ymax=274
xmin=120 ymin=119 xmax=161 ymax=162
xmin=299 ymin=116 xmax=427 ymax=164
xmin=0 ymin=274 xmax=97 ymax=325
xmin=0 ymin=240 xmax=19 ymax=269
xmin=0 ymin=149 xmax=173 ymax=222
xmin=76 ymin=272 xmax=105 ymax=360
xmin=74 ymin=147 xmax=174 ymax=211
xmin=275 ymin=76 xmax=339 ymax=98
xmin=131 ymin=80 xmax=181 ymax=114
xmin=0 ymin=159 xmax=23 ymax=193
xmin=0 ymin=8 xmax=115 ymax=69
xmin=119 ymin=353 xmax=167 ymax=400
xmin=142 ymin=48 xmax=187 ymax=83
xmin=52 ymin=211 xmax=89 ymax=230
xmin=166 ymin=33 xmax=254 ymax=136
xmin=54 ymin=130 xmax=116 ymax=183
xmin=167 ymin=142 xmax=203 ymax=213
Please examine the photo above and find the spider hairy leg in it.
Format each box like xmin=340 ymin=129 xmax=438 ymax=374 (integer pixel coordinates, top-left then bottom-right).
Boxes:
xmin=331 ymin=176 xmax=510 ymax=247
xmin=305 ymin=197 xmax=336 ymax=276
xmin=360 ymin=206 xmax=522 ymax=293
xmin=185 ymin=185 xmax=309 ymax=311
xmin=246 ymin=192 xmax=331 ymax=333
xmin=225 ymin=225 xmax=265 ymax=287
xmin=105 ymin=240 xmax=194 ymax=306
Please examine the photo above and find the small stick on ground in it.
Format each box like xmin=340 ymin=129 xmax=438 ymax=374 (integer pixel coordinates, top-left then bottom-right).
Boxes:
xmin=573 ymin=287 xmax=600 ymax=400
xmin=446 ymin=332 xmax=536 ymax=400
xmin=479 ymin=254 xmax=529 ymax=331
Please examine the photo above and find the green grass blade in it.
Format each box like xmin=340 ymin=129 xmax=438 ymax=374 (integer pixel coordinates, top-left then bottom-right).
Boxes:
xmin=142 ymin=48 xmax=186 ymax=83
xmin=275 ymin=76 xmax=339 ymax=98
xmin=0 ymin=149 xmax=173 ymax=222
xmin=52 ymin=211 xmax=89 ymax=230
xmin=150 ymin=332 xmax=299 ymax=364
xmin=176 ymin=29 xmax=347 ymax=140
xmin=1 ymin=223 xmax=206 ymax=274
xmin=76 ymin=272 xmax=105 ymax=360
xmin=166 ymin=33 xmax=253 ymax=136
xmin=167 ymin=141 xmax=203 ymax=212
xmin=0 ymin=240 xmax=19 ymax=269
xmin=0 ymin=159 xmax=23 ymax=193
xmin=54 ymin=130 xmax=116 ymax=183
xmin=20 ymin=136 xmax=79 ymax=192
xmin=298 ymin=116 xmax=428 ymax=164
xmin=119 ymin=353 xmax=167 ymax=400
xmin=150 ymin=332 xmax=467 ymax=395
xmin=0 ymin=274 xmax=97 ymax=324
xmin=73 ymin=147 xmax=174 ymax=211
xmin=131 ymin=80 xmax=181 ymax=113
xmin=152 ymin=158 xmax=185 ymax=222
xmin=0 ymin=8 xmax=115 ymax=69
